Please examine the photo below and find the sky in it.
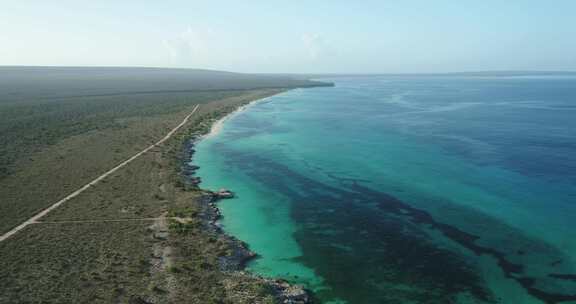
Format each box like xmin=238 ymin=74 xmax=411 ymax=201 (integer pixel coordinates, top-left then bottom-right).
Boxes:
xmin=1 ymin=0 xmax=576 ymax=73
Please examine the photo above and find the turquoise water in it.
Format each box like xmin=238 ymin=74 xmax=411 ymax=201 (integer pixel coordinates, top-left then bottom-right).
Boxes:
xmin=193 ymin=76 xmax=576 ymax=303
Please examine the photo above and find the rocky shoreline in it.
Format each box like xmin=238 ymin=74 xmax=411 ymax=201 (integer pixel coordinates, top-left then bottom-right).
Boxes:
xmin=180 ymin=129 xmax=311 ymax=303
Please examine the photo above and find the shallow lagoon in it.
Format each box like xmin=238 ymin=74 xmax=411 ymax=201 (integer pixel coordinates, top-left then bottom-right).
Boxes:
xmin=193 ymin=76 xmax=576 ymax=303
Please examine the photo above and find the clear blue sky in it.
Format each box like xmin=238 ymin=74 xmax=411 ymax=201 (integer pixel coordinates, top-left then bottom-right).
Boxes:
xmin=2 ymin=0 xmax=576 ymax=73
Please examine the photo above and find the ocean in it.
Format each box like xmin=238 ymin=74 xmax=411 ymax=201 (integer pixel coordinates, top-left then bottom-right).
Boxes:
xmin=192 ymin=76 xmax=576 ymax=303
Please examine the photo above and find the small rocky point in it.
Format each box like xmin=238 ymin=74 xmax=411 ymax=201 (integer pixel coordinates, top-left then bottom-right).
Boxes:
xmin=214 ymin=188 xmax=235 ymax=199
xmin=267 ymin=279 xmax=310 ymax=304
xmin=185 ymin=140 xmax=312 ymax=303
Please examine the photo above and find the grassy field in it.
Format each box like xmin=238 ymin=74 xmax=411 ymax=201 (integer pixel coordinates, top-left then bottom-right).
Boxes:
xmin=0 ymin=67 xmax=325 ymax=303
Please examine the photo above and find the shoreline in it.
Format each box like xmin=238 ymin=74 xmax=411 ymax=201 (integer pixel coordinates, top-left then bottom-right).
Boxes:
xmin=181 ymin=85 xmax=576 ymax=304
xmin=180 ymin=89 xmax=312 ymax=303
xmin=202 ymin=92 xmax=274 ymax=140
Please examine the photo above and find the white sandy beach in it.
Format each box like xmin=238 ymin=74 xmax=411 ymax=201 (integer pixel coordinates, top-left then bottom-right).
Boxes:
xmin=203 ymin=95 xmax=274 ymax=139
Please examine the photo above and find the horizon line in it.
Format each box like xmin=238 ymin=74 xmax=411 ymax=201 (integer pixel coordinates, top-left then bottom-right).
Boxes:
xmin=1 ymin=65 xmax=576 ymax=76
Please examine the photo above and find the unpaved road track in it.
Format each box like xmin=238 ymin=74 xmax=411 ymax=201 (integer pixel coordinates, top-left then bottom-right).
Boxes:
xmin=35 ymin=217 xmax=192 ymax=224
xmin=0 ymin=104 xmax=200 ymax=243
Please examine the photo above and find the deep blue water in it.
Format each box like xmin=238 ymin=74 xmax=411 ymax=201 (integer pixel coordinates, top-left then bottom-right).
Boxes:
xmin=194 ymin=76 xmax=576 ymax=303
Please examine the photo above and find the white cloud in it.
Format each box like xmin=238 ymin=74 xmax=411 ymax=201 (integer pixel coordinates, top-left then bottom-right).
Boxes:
xmin=164 ymin=27 xmax=215 ymax=66
xmin=301 ymin=33 xmax=335 ymax=60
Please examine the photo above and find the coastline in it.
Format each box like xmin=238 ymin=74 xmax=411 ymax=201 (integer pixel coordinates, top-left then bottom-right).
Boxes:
xmin=179 ymin=89 xmax=312 ymax=303
xmin=202 ymin=93 xmax=273 ymax=140
xmin=179 ymin=79 xmax=576 ymax=304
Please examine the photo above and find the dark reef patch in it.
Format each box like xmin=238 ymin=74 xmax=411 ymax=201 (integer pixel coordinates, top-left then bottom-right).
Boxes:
xmin=213 ymin=141 xmax=576 ymax=303
xmin=351 ymin=183 xmax=576 ymax=304
xmin=184 ymin=136 xmax=314 ymax=303
xmin=215 ymin=145 xmax=493 ymax=303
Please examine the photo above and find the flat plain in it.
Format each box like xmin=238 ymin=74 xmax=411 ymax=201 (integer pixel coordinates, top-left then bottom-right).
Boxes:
xmin=0 ymin=67 xmax=324 ymax=303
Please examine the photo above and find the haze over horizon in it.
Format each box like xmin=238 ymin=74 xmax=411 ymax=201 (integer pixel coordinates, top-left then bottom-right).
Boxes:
xmin=2 ymin=0 xmax=576 ymax=74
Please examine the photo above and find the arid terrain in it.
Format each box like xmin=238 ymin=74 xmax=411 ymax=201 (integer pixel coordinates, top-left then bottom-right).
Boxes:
xmin=0 ymin=67 xmax=326 ymax=303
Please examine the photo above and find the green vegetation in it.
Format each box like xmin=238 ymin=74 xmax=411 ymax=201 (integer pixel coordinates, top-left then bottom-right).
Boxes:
xmin=0 ymin=91 xmax=280 ymax=303
xmin=0 ymin=91 xmax=241 ymax=233
xmin=0 ymin=221 xmax=155 ymax=303
xmin=0 ymin=67 xmax=326 ymax=303
xmin=0 ymin=91 xmax=234 ymax=178
xmin=0 ymin=66 xmax=330 ymax=102
xmin=0 ymin=67 xmax=327 ymax=234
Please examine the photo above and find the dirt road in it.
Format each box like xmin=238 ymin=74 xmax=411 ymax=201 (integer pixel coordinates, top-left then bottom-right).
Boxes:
xmin=0 ymin=104 xmax=200 ymax=242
